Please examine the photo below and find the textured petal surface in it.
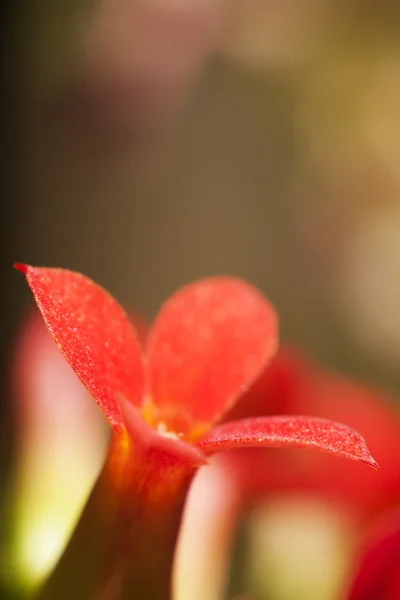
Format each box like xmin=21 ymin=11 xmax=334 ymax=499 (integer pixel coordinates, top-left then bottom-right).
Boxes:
xmin=347 ymin=509 xmax=400 ymax=600
xmin=16 ymin=265 xmax=145 ymax=428
xmin=197 ymin=416 xmax=378 ymax=469
xmin=146 ymin=277 xmax=277 ymax=438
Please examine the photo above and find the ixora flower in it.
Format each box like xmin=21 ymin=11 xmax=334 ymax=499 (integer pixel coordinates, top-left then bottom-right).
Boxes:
xmin=15 ymin=264 xmax=378 ymax=600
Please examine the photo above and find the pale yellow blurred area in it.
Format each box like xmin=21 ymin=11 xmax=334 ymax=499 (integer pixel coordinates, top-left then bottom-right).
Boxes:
xmin=245 ymin=495 xmax=355 ymax=600
xmin=337 ymin=206 xmax=400 ymax=371
xmin=291 ymin=46 xmax=400 ymax=377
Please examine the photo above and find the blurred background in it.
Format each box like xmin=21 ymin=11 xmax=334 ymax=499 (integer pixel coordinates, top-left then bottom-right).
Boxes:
xmin=2 ymin=1 xmax=400 ymax=599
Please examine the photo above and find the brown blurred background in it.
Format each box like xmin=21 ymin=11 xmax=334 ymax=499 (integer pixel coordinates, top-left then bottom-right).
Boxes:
xmin=2 ymin=0 xmax=400 ymax=595
xmin=6 ymin=3 xmax=400 ymax=372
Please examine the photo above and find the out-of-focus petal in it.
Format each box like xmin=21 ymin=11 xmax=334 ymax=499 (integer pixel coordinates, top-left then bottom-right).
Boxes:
xmin=301 ymin=370 xmax=400 ymax=516
xmin=8 ymin=310 xmax=108 ymax=590
xmin=16 ymin=265 xmax=145 ymax=428
xmin=222 ymin=346 xmax=308 ymax=422
xmin=347 ymin=509 xmax=400 ymax=600
xmin=146 ymin=277 xmax=277 ymax=438
xmin=174 ymin=455 xmax=240 ymax=600
xmin=228 ymin=348 xmax=400 ymax=518
xmin=196 ymin=416 xmax=378 ymax=469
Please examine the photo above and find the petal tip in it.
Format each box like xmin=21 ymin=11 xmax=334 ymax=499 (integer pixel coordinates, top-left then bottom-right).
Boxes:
xmin=364 ymin=454 xmax=380 ymax=471
xmin=14 ymin=262 xmax=29 ymax=274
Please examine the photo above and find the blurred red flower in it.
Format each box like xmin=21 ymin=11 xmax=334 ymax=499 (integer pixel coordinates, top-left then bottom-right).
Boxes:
xmin=224 ymin=347 xmax=400 ymax=521
xmin=347 ymin=507 xmax=400 ymax=600
xmin=196 ymin=347 xmax=400 ymax=599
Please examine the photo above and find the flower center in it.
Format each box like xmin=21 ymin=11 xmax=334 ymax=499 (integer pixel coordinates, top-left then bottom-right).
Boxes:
xmin=141 ymin=397 xmax=188 ymax=439
xmin=140 ymin=397 xmax=209 ymax=443
xmin=156 ymin=421 xmax=182 ymax=441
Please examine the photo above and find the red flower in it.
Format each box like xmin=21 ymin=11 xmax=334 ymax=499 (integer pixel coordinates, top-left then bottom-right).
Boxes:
xmin=15 ymin=265 xmax=378 ymax=599
xmin=347 ymin=508 xmax=400 ymax=600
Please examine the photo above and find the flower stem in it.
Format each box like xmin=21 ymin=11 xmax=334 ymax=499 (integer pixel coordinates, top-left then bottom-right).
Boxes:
xmin=37 ymin=434 xmax=196 ymax=600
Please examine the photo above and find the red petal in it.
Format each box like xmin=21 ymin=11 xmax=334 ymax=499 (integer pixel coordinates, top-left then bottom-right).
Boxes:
xmin=146 ymin=277 xmax=278 ymax=438
xmin=196 ymin=416 xmax=379 ymax=469
xmin=16 ymin=265 xmax=145 ymax=428
xmin=347 ymin=509 xmax=400 ymax=600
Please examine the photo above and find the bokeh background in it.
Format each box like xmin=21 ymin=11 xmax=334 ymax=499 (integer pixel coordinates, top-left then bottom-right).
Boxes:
xmin=2 ymin=1 xmax=400 ymax=599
